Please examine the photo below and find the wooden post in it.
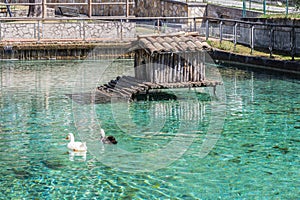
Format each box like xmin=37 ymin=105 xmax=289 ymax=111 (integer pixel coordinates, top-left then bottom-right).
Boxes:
xmin=154 ymin=54 xmax=158 ymax=83
xmin=183 ymin=54 xmax=186 ymax=82
xmin=164 ymin=54 xmax=168 ymax=83
xmin=196 ymin=51 xmax=200 ymax=82
xmin=157 ymin=54 xmax=161 ymax=83
xmin=172 ymin=54 xmax=176 ymax=83
xmin=126 ymin=0 xmax=129 ymax=18
xmin=202 ymin=51 xmax=206 ymax=81
xmin=42 ymin=0 xmax=46 ymax=19
xmin=88 ymin=0 xmax=92 ymax=18
xmin=188 ymin=54 xmax=192 ymax=81
xmin=195 ymin=51 xmax=198 ymax=82
xmin=149 ymin=55 xmax=153 ymax=82
xmin=134 ymin=51 xmax=138 ymax=79
xmin=177 ymin=53 xmax=181 ymax=82
xmin=193 ymin=18 xmax=196 ymax=32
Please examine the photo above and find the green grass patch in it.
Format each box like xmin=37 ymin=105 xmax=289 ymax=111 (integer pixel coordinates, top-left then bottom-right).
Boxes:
xmin=260 ymin=13 xmax=300 ymax=19
xmin=207 ymin=39 xmax=300 ymax=61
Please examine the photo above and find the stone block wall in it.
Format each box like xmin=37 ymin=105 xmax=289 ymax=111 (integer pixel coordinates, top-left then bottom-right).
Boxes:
xmin=0 ymin=23 xmax=37 ymax=39
xmin=0 ymin=21 xmax=136 ymax=41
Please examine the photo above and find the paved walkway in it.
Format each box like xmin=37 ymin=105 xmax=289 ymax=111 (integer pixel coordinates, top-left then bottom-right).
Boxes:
xmin=182 ymin=0 xmax=296 ymax=13
xmin=207 ymin=0 xmax=294 ymax=13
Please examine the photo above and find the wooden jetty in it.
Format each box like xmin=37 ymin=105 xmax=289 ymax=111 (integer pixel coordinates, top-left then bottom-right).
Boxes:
xmin=69 ymin=32 xmax=222 ymax=104
xmin=96 ymin=75 xmax=220 ymax=102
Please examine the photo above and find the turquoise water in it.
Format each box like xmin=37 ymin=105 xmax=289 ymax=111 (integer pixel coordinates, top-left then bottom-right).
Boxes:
xmin=0 ymin=60 xmax=299 ymax=199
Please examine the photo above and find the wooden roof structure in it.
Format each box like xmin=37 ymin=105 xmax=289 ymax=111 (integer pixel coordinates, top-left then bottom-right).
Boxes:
xmin=135 ymin=32 xmax=211 ymax=55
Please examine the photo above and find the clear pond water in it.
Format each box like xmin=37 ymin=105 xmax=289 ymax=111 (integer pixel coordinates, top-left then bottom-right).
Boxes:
xmin=0 ymin=60 xmax=299 ymax=199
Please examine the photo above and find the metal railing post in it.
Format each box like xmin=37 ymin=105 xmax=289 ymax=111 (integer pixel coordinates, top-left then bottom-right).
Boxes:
xmin=234 ymin=22 xmax=237 ymax=51
xmin=37 ymin=20 xmax=40 ymax=42
xmin=250 ymin=25 xmax=254 ymax=54
xmin=269 ymin=26 xmax=274 ymax=58
xmin=291 ymin=27 xmax=295 ymax=60
xmin=219 ymin=20 xmax=223 ymax=43
xmin=205 ymin=19 xmax=209 ymax=40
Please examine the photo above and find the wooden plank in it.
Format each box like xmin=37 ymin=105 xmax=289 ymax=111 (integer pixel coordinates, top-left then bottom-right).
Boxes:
xmin=120 ymin=77 xmax=148 ymax=90
xmin=161 ymin=54 xmax=165 ymax=83
xmin=193 ymin=53 xmax=196 ymax=82
xmin=165 ymin=54 xmax=169 ymax=83
xmin=178 ymin=53 xmax=182 ymax=82
xmin=122 ymin=75 xmax=145 ymax=84
xmin=169 ymin=54 xmax=174 ymax=83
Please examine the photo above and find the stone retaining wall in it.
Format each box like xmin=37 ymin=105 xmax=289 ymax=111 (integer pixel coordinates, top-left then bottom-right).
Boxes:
xmin=0 ymin=21 xmax=136 ymax=41
xmin=206 ymin=4 xmax=261 ymax=19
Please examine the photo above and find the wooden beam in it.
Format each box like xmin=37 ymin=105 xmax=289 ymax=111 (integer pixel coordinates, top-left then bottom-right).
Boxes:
xmin=88 ymin=0 xmax=92 ymax=18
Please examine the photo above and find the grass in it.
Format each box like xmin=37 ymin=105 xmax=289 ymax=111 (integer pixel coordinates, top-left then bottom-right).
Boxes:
xmin=259 ymin=13 xmax=300 ymax=19
xmin=207 ymin=39 xmax=300 ymax=61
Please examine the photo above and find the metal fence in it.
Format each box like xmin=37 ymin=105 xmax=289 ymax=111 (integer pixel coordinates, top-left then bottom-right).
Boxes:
xmin=201 ymin=18 xmax=300 ymax=59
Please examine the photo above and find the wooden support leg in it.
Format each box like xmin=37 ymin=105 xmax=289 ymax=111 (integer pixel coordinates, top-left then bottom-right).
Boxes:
xmin=213 ymin=86 xmax=216 ymax=96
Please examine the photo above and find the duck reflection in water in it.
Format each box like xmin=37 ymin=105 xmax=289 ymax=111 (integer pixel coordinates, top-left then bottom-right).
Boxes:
xmin=68 ymin=151 xmax=87 ymax=162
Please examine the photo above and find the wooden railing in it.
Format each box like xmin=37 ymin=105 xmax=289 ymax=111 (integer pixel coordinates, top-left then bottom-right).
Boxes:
xmin=0 ymin=0 xmax=135 ymax=18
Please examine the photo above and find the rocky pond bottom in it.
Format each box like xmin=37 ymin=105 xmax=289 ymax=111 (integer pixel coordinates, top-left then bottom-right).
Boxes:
xmin=0 ymin=60 xmax=299 ymax=199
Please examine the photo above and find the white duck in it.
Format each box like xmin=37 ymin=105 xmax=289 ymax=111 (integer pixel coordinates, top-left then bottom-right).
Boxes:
xmin=66 ymin=133 xmax=87 ymax=152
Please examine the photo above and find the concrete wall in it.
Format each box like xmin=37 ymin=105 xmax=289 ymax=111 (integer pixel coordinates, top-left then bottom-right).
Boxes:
xmin=0 ymin=21 xmax=136 ymax=41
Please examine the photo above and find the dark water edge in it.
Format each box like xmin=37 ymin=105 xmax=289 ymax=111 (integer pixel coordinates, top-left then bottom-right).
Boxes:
xmin=0 ymin=42 xmax=134 ymax=60
xmin=211 ymin=49 xmax=300 ymax=76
